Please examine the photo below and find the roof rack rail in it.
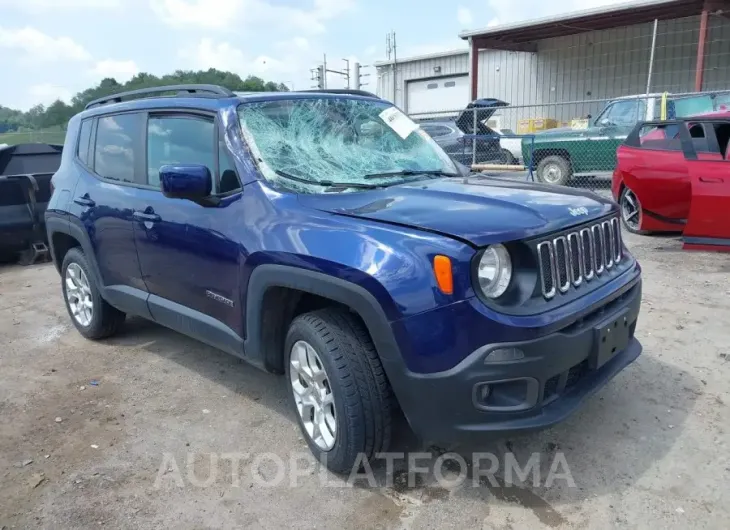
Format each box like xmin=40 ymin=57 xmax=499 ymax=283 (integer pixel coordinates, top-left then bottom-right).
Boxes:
xmin=299 ymin=89 xmax=380 ymax=99
xmin=84 ymin=84 xmax=235 ymax=110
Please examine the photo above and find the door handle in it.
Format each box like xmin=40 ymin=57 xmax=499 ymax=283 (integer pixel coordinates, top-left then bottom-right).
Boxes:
xmin=699 ymin=176 xmax=723 ymax=183
xmin=133 ymin=211 xmax=161 ymax=222
xmin=73 ymin=196 xmax=95 ymax=207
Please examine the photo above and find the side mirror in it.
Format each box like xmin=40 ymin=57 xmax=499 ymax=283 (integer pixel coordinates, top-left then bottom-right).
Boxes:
xmin=160 ymin=164 xmax=213 ymax=204
xmin=600 ymin=118 xmax=612 ymax=127
xmin=586 ymin=114 xmax=592 ymax=119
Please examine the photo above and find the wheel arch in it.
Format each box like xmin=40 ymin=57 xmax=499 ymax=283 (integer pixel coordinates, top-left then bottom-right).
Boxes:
xmin=534 ymin=148 xmax=573 ymax=167
xmin=244 ymin=264 xmax=406 ymax=401
xmin=45 ymin=214 xmax=101 ymax=282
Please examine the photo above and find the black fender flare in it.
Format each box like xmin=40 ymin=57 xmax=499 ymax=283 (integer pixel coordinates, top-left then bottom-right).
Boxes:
xmin=45 ymin=213 xmax=103 ymax=282
xmin=243 ymin=264 xmax=410 ymax=399
xmin=45 ymin=212 xmax=153 ymax=319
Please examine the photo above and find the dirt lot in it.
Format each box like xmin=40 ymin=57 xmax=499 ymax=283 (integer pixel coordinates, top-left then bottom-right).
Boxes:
xmin=1 ymin=232 xmax=728 ymax=529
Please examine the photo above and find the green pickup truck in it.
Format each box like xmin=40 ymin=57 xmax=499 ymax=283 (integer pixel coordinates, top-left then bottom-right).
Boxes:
xmin=522 ymin=91 xmax=730 ymax=185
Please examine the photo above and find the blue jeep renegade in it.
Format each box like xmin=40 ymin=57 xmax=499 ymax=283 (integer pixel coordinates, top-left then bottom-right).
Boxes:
xmin=45 ymin=85 xmax=642 ymax=473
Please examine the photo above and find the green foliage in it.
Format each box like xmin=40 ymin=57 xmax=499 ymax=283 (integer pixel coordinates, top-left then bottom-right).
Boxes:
xmin=0 ymin=69 xmax=288 ymax=142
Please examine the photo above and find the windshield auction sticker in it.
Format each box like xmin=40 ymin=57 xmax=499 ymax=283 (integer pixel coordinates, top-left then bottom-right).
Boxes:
xmin=379 ymin=107 xmax=419 ymax=139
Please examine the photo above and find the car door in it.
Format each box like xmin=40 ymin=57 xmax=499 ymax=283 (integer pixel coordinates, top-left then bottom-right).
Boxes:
xmin=627 ymin=122 xmax=692 ymax=222
xmin=132 ymin=111 xmax=245 ymax=349
xmin=68 ymin=111 xmax=152 ymax=318
xmin=682 ymin=120 xmax=730 ymax=245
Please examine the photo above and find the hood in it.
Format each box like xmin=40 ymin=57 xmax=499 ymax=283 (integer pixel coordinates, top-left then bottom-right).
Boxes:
xmin=455 ymin=99 xmax=509 ymax=135
xmin=298 ymin=177 xmax=616 ymax=247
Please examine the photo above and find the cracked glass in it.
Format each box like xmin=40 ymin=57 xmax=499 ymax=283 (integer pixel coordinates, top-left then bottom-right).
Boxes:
xmin=237 ymin=97 xmax=457 ymax=193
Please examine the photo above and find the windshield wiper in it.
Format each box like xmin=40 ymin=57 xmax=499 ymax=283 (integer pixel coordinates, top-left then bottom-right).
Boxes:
xmin=363 ymin=169 xmax=461 ymax=180
xmin=273 ymin=169 xmax=380 ymax=190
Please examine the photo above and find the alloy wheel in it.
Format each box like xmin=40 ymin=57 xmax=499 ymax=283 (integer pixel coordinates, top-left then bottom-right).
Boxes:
xmin=65 ymin=263 xmax=93 ymax=327
xmin=621 ymin=189 xmax=641 ymax=231
xmin=289 ymin=340 xmax=337 ymax=451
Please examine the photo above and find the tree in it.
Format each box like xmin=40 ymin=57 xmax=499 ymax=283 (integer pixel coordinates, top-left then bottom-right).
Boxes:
xmin=1 ymin=69 xmax=288 ymax=133
xmin=42 ymin=100 xmax=75 ymax=129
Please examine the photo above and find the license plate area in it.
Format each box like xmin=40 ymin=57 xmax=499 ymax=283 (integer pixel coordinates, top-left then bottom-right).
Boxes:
xmin=591 ymin=309 xmax=631 ymax=369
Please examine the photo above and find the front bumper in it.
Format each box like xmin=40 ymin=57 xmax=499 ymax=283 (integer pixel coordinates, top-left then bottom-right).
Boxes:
xmin=388 ymin=279 xmax=642 ymax=444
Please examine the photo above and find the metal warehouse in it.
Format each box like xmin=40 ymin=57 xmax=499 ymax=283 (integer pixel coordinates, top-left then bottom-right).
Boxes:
xmin=376 ymin=0 xmax=730 ymax=129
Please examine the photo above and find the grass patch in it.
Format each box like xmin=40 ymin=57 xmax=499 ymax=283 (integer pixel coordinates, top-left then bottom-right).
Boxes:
xmin=0 ymin=128 xmax=66 ymax=146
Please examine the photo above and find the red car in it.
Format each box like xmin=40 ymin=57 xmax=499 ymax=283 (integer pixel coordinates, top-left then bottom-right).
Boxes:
xmin=612 ymin=110 xmax=730 ymax=244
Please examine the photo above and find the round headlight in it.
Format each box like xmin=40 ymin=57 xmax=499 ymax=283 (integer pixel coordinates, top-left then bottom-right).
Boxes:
xmin=477 ymin=244 xmax=512 ymax=298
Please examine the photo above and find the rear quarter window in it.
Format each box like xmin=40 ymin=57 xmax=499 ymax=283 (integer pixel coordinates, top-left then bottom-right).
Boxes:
xmin=77 ymin=119 xmax=92 ymax=165
xmin=638 ymin=124 xmax=682 ymax=151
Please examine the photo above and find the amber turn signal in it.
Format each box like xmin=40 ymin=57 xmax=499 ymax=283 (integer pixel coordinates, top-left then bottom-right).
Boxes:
xmin=433 ymin=255 xmax=454 ymax=295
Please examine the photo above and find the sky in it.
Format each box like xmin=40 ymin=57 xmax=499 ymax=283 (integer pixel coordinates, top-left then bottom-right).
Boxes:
xmin=0 ymin=0 xmax=626 ymax=111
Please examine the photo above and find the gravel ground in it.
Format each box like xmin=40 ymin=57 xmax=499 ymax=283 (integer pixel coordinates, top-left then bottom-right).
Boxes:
xmin=1 ymin=232 xmax=728 ymax=529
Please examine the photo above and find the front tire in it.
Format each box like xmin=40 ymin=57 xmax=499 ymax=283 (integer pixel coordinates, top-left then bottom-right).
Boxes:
xmin=61 ymin=247 xmax=125 ymax=339
xmin=536 ymin=155 xmax=572 ymax=186
xmin=285 ymin=308 xmax=393 ymax=474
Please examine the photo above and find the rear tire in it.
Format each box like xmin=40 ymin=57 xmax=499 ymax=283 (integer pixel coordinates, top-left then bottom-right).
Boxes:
xmin=61 ymin=247 xmax=125 ymax=339
xmin=499 ymin=148 xmax=517 ymax=165
xmin=536 ymin=155 xmax=572 ymax=186
xmin=619 ymin=186 xmax=648 ymax=234
xmin=285 ymin=308 xmax=393 ymax=474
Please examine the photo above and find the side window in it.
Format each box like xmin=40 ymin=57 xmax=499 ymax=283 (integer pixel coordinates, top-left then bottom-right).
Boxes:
xmin=421 ymin=124 xmax=450 ymax=138
xmin=432 ymin=125 xmax=452 ymax=137
xmin=594 ymin=103 xmax=614 ymax=125
xmin=688 ymin=123 xmax=705 ymax=138
xmin=638 ymin=123 xmax=682 ymax=151
xmin=687 ymin=123 xmax=710 ymax=153
xmin=77 ymin=119 xmax=92 ymax=165
xmin=604 ymin=100 xmax=639 ymax=127
xmin=713 ymin=123 xmax=730 ymax=159
xmin=94 ymin=113 xmax=142 ymax=183
xmin=147 ymin=115 xmax=215 ymax=188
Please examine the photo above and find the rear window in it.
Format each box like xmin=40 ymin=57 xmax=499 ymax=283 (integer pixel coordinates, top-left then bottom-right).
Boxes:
xmin=673 ymin=95 xmax=715 ymax=117
xmin=421 ymin=124 xmax=452 ymax=138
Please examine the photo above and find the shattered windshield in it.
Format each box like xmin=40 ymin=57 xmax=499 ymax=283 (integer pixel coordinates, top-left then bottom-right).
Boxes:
xmin=237 ymin=97 xmax=457 ymax=192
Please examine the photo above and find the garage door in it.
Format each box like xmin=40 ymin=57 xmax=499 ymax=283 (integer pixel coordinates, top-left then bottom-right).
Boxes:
xmin=406 ymin=75 xmax=469 ymax=116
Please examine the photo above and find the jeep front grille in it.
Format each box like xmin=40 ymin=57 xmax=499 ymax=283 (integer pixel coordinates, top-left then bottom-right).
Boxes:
xmin=537 ymin=217 xmax=622 ymax=300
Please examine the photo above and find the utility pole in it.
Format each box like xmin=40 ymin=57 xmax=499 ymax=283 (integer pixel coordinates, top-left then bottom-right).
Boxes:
xmin=352 ymin=62 xmax=371 ymax=90
xmin=310 ymin=65 xmax=325 ymax=89
xmin=323 ymin=54 xmax=327 ymax=89
xmin=353 ymin=62 xmax=360 ymax=90
xmin=311 ymin=55 xmax=351 ymax=89
xmin=386 ymin=31 xmax=397 ymax=102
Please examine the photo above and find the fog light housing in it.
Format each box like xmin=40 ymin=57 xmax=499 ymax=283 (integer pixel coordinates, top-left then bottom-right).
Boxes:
xmin=484 ymin=347 xmax=525 ymax=363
